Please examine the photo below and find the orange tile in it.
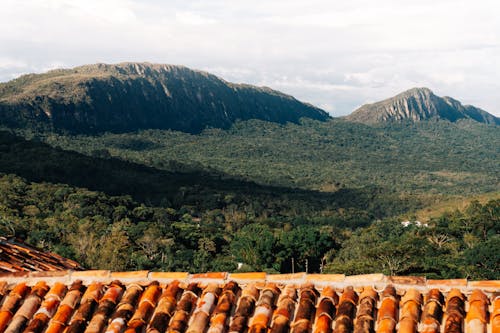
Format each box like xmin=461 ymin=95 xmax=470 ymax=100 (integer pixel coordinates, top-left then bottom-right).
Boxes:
xmin=29 ymin=270 xmax=70 ymax=278
xmin=306 ymin=273 xmax=345 ymax=283
xmin=427 ymin=279 xmax=467 ymax=287
xmin=0 ymin=271 xmax=29 ymax=278
xmin=345 ymin=273 xmax=385 ymax=284
xmin=228 ymin=272 xmax=267 ymax=281
xmin=267 ymin=272 xmax=306 ymax=282
xmin=149 ymin=272 xmax=189 ymax=280
xmin=111 ymin=270 xmax=149 ymax=279
xmin=468 ymin=280 xmax=500 ymax=290
xmin=387 ymin=276 xmax=426 ymax=285
xmin=0 ymin=281 xmax=7 ymax=294
xmin=191 ymin=272 xmax=227 ymax=280
xmin=71 ymin=270 xmax=110 ymax=279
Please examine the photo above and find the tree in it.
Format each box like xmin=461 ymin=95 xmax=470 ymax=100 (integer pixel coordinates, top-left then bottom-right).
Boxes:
xmin=230 ymin=223 xmax=276 ymax=271
xmin=464 ymin=236 xmax=500 ymax=279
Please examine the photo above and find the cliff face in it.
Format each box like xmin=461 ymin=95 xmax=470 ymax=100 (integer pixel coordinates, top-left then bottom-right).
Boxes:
xmin=346 ymin=88 xmax=499 ymax=125
xmin=0 ymin=63 xmax=330 ymax=134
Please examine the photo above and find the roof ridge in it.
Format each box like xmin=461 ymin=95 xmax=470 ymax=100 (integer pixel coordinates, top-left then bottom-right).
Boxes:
xmin=0 ymin=270 xmax=498 ymax=293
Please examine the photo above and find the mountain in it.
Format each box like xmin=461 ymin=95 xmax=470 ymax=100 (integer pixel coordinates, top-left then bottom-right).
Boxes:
xmin=346 ymin=87 xmax=499 ymax=125
xmin=0 ymin=63 xmax=329 ymax=134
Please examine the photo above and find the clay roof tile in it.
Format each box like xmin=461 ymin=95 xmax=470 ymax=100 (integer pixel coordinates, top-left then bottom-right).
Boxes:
xmin=0 ymin=272 xmax=497 ymax=332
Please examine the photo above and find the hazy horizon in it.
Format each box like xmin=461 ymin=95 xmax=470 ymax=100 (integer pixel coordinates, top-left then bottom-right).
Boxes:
xmin=1 ymin=0 xmax=499 ymax=116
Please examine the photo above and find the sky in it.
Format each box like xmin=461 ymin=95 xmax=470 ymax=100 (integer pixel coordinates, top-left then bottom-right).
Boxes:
xmin=1 ymin=0 xmax=499 ymax=116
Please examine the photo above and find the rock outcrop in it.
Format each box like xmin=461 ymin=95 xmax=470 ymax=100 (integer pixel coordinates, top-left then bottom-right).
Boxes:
xmin=346 ymin=87 xmax=499 ymax=125
xmin=0 ymin=63 xmax=330 ymax=134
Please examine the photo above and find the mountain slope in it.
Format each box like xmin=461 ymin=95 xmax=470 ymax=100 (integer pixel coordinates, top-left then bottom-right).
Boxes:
xmin=346 ymin=87 xmax=499 ymax=125
xmin=37 ymin=118 xmax=500 ymax=198
xmin=0 ymin=129 xmax=397 ymax=219
xmin=0 ymin=63 xmax=329 ymax=134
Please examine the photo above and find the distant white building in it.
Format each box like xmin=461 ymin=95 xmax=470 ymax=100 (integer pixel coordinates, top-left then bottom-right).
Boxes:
xmin=401 ymin=220 xmax=428 ymax=227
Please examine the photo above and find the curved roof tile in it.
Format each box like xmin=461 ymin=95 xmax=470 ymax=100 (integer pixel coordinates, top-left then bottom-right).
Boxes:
xmin=0 ymin=271 xmax=498 ymax=332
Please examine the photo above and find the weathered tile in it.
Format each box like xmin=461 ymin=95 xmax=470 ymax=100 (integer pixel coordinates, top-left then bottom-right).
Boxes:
xmin=71 ymin=270 xmax=110 ymax=279
xmin=149 ymin=272 xmax=189 ymax=281
xmin=387 ymin=275 xmax=426 ymax=285
xmin=427 ymin=279 xmax=467 ymax=288
xmin=345 ymin=273 xmax=385 ymax=284
xmin=267 ymin=272 xmax=306 ymax=283
xmin=305 ymin=273 xmax=345 ymax=284
xmin=110 ymin=270 xmax=149 ymax=280
xmin=228 ymin=272 xmax=267 ymax=282
xmin=29 ymin=270 xmax=70 ymax=278
xmin=0 ymin=271 xmax=29 ymax=278
xmin=468 ymin=280 xmax=500 ymax=290
xmin=191 ymin=272 xmax=228 ymax=280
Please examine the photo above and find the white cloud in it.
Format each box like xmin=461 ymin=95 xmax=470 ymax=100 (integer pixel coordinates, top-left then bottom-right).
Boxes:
xmin=175 ymin=11 xmax=217 ymax=25
xmin=0 ymin=0 xmax=499 ymax=116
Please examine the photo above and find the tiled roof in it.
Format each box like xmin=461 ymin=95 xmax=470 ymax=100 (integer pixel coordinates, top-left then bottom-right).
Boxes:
xmin=0 ymin=271 xmax=498 ymax=333
xmin=0 ymin=237 xmax=83 ymax=273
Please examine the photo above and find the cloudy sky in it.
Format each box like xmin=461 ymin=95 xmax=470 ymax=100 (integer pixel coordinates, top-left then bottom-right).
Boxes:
xmin=1 ymin=0 xmax=499 ymax=116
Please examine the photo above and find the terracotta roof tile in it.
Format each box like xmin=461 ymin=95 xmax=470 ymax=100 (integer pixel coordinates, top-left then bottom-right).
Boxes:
xmin=110 ymin=271 xmax=149 ymax=281
xmin=4 ymin=281 xmax=49 ymax=333
xmin=426 ymin=278 xmax=468 ymax=289
xmin=228 ymin=272 xmax=267 ymax=283
xmin=0 ymin=271 xmax=29 ymax=278
xmin=0 ymin=237 xmax=83 ymax=273
xmin=229 ymin=283 xmax=258 ymax=333
xmin=0 ymin=272 xmax=498 ymax=332
xmin=376 ymin=285 xmax=399 ymax=333
xmin=354 ymin=287 xmax=377 ymax=333
xmin=71 ymin=270 xmax=110 ymax=279
xmin=468 ymin=280 xmax=500 ymax=290
xmin=465 ymin=289 xmax=489 ymax=332
xmin=344 ymin=273 xmax=385 ymax=284
xmin=208 ymin=281 xmax=239 ymax=333
xmin=291 ymin=284 xmax=317 ymax=333
xmin=314 ymin=286 xmax=335 ymax=333
xmin=306 ymin=274 xmax=345 ymax=285
xmin=443 ymin=288 xmax=465 ymax=333
xmin=398 ymin=288 xmax=422 ymax=333
xmin=335 ymin=286 xmax=358 ymax=332
xmin=191 ymin=272 xmax=227 ymax=280
xmin=0 ymin=282 xmax=30 ymax=332
xmin=148 ymin=280 xmax=181 ymax=333
xmin=0 ymin=281 xmax=7 ymax=298
xmin=420 ymin=289 xmax=443 ymax=333
xmin=267 ymin=273 xmax=306 ymax=284
xmin=106 ymin=283 xmax=143 ymax=333
xmin=45 ymin=280 xmax=85 ymax=333
xmin=386 ymin=276 xmax=426 ymax=286
xmin=271 ymin=284 xmax=297 ymax=333
xmin=492 ymin=292 xmax=500 ymax=333
xmin=148 ymin=272 xmax=189 ymax=282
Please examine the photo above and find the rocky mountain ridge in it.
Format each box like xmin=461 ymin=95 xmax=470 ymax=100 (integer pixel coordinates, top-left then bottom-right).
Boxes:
xmin=346 ymin=87 xmax=499 ymax=125
xmin=0 ymin=62 xmax=330 ymax=134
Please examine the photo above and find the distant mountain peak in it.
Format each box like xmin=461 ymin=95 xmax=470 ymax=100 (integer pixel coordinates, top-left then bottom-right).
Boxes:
xmin=346 ymin=88 xmax=499 ymax=125
xmin=400 ymin=87 xmax=433 ymax=95
xmin=0 ymin=62 xmax=330 ymax=134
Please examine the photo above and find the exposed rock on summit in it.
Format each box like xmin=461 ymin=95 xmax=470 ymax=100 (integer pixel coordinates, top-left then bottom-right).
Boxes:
xmin=346 ymin=87 xmax=499 ymax=125
xmin=0 ymin=62 xmax=330 ymax=134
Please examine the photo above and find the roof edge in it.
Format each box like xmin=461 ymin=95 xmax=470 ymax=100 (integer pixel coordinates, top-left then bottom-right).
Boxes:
xmin=0 ymin=270 xmax=498 ymax=293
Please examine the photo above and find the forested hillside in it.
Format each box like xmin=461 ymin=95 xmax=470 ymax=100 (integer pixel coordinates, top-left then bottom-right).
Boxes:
xmin=1 ymin=102 xmax=498 ymax=278
xmin=0 ymin=130 xmax=412 ymax=220
xmin=32 ymin=118 xmax=499 ymax=196
xmin=0 ymin=173 xmax=497 ymax=278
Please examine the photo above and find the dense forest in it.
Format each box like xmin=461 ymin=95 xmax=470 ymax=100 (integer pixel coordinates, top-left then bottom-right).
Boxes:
xmin=1 ymin=117 xmax=499 ymax=279
xmin=0 ymin=173 xmax=497 ymax=279
xmin=31 ymin=118 xmax=499 ymax=196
